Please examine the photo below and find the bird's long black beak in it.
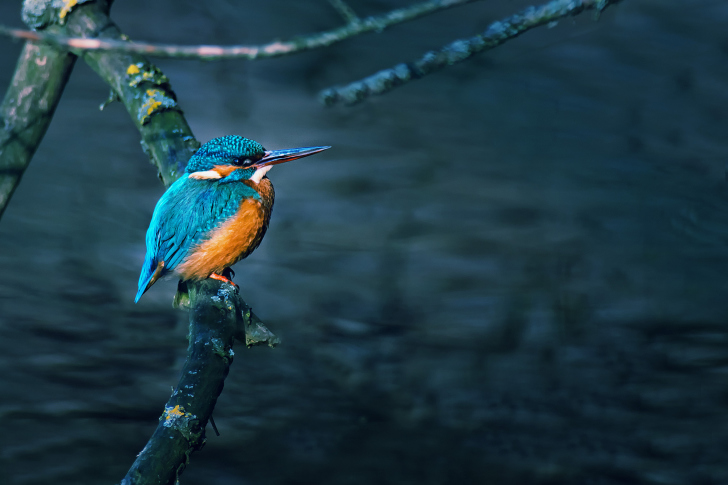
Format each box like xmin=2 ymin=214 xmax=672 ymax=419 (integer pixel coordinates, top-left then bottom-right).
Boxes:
xmin=255 ymin=146 xmax=331 ymax=167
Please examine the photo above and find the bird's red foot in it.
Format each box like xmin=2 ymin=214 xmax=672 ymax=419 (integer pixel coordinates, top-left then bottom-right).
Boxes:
xmin=210 ymin=272 xmax=238 ymax=289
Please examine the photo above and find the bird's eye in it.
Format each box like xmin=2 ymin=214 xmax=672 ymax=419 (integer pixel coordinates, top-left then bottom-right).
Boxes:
xmin=233 ymin=157 xmax=254 ymax=167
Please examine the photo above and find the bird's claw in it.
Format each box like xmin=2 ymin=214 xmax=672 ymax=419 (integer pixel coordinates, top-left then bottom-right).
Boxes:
xmin=210 ymin=272 xmax=239 ymax=289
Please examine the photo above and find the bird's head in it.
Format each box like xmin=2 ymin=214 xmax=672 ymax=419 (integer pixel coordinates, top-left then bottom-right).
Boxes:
xmin=185 ymin=135 xmax=329 ymax=184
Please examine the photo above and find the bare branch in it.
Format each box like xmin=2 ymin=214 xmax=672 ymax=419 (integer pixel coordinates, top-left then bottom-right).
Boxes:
xmin=319 ymin=0 xmax=623 ymax=106
xmin=122 ymin=280 xmax=271 ymax=484
xmin=0 ymin=0 xmax=483 ymax=60
xmin=0 ymin=43 xmax=76 ymax=219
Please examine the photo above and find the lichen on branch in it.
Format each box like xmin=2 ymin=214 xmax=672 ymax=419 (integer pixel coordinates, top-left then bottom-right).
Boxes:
xmin=122 ymin=279 xmax=241 ymax=485
xmin=22 ymin=0 xmax=94 ymax=29
xmin=48 ymin=0 xmax=198 ymax=186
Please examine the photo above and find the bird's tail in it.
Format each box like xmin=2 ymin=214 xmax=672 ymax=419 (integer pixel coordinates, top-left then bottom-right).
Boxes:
xmin=134 ymin=282 xmax=148 ymax=304
xmin=135 ymin=258 xmax=165 ymax=303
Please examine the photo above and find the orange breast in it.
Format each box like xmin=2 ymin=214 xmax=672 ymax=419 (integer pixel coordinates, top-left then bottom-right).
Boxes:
xmin=175 ymin=185 xmax=273 ymax=280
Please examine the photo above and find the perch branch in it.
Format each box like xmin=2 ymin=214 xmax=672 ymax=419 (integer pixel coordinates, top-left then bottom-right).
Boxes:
xmin=122 ymin=280 xmax=238 ymax=485
xmin=0 ymin=0 xmax=482 ymax=60
xmin=0 ymin=42 xmax=76 ymax=219
xmin=122 ymin=280 xmax=277 ymax=484
xmin=174 ymin=282 xmax=280 ymax=348
xmin=319 ymin=0 xmax=623 ymax=105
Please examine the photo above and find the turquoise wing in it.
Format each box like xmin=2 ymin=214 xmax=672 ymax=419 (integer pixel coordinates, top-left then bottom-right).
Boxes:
xmin=135 ymin=175 xmax=258 ymax=302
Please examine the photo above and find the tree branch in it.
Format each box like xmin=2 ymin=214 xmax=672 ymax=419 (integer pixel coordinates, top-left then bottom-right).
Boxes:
xmin=0 ymin=42 xmax=76 ymax=219
xmin=319 ymin=0 xmax=623 ymax=106
xmin=174 ymin=282 xmax=281 ymax=348
xmin=53 ymin=0 xmax=200 ymax=186
xmin=0 ymin=0 xmax=482 ymax=60
xmin=122 ymin=280 xmax=278 ymax=484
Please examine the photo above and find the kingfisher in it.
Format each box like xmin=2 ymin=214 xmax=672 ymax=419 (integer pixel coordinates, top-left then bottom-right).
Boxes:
xmin=135 ymin=135 xmax=329 ymax=303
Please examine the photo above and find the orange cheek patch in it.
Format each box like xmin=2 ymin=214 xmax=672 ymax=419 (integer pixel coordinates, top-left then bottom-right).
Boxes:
xmin=175 ymin=198 xmax=270 ymax=281
xmin=213 ymin=165 xmax=242 ymax=177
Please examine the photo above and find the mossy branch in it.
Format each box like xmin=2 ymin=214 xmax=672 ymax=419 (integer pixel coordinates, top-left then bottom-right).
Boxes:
xmin=0 ymin=0 xmax=482 ymax=60
xmin=46 ymin=0 xmax=200 ymax=186
xmin=122 ymin=280 xmax=277 ymax=485
xmin=0 ymin=42 xmax=76 ymax=219
xmin=319 ymin=0 xmax=623 ymax=106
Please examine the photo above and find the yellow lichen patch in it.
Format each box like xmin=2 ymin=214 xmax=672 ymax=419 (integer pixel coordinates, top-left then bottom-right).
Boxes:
xmin=166 ymin=405 xmax=186 ymax=420
xmin=59 ymin=0 xmax=78 ymax=20
xmin=137 ymin=88 xmax=178 ymax=125
xmin=144 ymin=89 xmax=163 ymax=116
xmin=162 ymin=404 xmax=198 ymax=437
xmin=126 ymin=63 xmax=170 ymax=88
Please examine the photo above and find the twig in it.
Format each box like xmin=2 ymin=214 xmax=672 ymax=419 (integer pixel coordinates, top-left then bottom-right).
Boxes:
xmin=0 ymin=43 xmax=76 ymax=219
xmin=329 ymin=0 xmax=360 ymax=24
xmin=209 ymin=415 xmax=220 ymax=437
xmin=0 ymin=0 xmax=483 ymax=60
xmin=319 ymin=0 xmax=623 ymax=106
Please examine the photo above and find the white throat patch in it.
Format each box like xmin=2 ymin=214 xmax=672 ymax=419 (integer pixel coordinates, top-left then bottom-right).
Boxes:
xmin=250 ymin=165 xmax=272 ymax=184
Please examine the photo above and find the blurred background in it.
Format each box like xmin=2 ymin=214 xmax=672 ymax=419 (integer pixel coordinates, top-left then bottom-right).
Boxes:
xmin=1 ymin=0 xmax=727 ymax=483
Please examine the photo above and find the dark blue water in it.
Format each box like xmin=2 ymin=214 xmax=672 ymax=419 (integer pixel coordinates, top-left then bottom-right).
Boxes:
xmin=1 ymin=1 xmax=727 ymax=483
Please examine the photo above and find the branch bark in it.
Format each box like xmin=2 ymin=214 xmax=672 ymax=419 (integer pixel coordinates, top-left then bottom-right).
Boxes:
xmin=319 ymin=0 xmax=623 ymax=106
xmin=122 ymin=280 xmax=277 ymax=485
xmin=55 ymin=0 xmax=199 ymax=186
xmin=122 ymin=279 xmax=237 ymax=485
xmin=0 ymin=42 xmax=76 ymax=218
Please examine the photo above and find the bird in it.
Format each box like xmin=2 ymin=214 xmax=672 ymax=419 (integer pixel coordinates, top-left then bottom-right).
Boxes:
xmin=135 ymin=135 xmax=330 ymax=303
